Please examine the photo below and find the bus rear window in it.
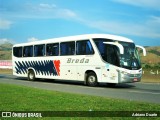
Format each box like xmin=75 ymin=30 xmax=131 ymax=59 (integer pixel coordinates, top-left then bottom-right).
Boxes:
xmin=13 ymin=47 xmax=22 ymax=57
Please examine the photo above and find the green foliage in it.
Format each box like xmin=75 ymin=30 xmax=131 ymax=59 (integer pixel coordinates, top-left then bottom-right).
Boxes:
xmin=142 ymin=63 xmax=160 ymax=70
xmin=149 ymin=50 xmax=160 ymax=56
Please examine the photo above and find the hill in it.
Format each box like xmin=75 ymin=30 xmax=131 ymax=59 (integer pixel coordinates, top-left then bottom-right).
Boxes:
xmin=0 ymin=42 xmax=13 ymax=60
xmin=139 ymin=46 xmax=160 ymax=69
xmin=0 ymin=42 xmax=13 ymax=51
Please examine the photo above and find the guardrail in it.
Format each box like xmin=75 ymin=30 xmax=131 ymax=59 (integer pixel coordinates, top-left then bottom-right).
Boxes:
xmin=0 ymin=60 xmax=12 ymax=69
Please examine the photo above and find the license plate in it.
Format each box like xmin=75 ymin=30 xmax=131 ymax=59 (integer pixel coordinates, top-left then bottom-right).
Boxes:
xmin=133 ymin=78 xmax=138 ymax=82
xmin=131 ymin=71 xmax=137 ymax=74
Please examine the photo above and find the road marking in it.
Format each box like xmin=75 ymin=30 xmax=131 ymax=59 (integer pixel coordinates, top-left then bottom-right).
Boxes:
xmin=129 ymin=90 xmax=160 ymax=95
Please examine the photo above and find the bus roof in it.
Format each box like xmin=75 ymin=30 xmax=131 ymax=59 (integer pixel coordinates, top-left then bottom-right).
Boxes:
xmin=13 ymin=34 xmax=134 ymax=47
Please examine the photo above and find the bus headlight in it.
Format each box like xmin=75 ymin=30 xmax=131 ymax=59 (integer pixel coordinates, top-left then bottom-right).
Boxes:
xmin=121 ymin=71 xmax=129 ymax=75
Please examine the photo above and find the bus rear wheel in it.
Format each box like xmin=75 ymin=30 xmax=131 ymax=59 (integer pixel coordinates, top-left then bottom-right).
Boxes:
xmin=28 ymin=70 xmax=35 ymax=81
xmin=86 ymin=72 xmax=98 ymax=87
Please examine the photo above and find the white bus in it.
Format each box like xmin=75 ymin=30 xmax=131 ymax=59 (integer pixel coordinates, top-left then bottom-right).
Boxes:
xmin=12 ymin=34 xmax=146 ymax=86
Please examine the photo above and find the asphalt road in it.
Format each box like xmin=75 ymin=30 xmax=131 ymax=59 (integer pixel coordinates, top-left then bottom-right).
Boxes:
xmin=0 ymin=74 xmax=160 ymax=104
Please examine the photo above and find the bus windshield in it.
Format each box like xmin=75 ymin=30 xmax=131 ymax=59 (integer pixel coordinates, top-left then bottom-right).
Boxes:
xmin=94 ymin=38 xmax=141 ymax=70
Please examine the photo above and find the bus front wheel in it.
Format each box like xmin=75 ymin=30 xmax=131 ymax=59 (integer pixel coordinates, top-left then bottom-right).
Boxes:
xmin=28 ymin=70 xmax=35 ymax=81
xmin=86 ymin=72 xmax=98 ymax=87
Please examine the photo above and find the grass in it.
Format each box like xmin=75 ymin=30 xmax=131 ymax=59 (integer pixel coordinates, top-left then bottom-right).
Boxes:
xmin=0 ymin=83 xmax=160 ymax=120
xmin=141 ymin=70 xmax=160 ymax=83
xmin=142 ymin=76 xmax=160 ymax=83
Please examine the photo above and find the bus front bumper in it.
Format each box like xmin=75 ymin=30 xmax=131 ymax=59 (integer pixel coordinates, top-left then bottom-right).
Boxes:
xmin=119 ymin=73 xmax=142 ymax=83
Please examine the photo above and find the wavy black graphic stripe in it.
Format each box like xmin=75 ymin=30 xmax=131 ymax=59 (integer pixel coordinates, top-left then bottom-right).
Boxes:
xmin=15 ymin=60 xmax=58 ymax=76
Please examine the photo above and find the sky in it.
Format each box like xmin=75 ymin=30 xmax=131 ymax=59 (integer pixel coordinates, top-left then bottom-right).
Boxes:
xmin=0 ymin=0 xmax=160 ymax=46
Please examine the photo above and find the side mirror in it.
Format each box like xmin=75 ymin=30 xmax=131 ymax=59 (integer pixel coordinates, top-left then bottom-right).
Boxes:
xmin=136 ymin=45 xmax=146 ymax=56
xmin=103 ymin=42 xmax=124 ymax=54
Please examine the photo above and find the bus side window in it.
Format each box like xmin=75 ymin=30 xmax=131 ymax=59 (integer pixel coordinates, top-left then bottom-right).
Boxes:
xmin=34 ymin=46 xmax=38 ymax=56
xmin=34 ymin=44 xmax=45 ymax=57
xmin=13 ymin=47 xmax=22 ymax=57
xmin=23 ymin=46 xmax=33 ymax=57
xmin=60 ymin=42 xmax=75 ymax=56
xmin=46 ymin=43 xmax=59 ymax=56
xmin=42 ymin=45 xmax=45 ymax=56
xmin=24 ymin=47 xmax=29 ymax=57
xmin=76 ymin=40 xmax=94 ymax=55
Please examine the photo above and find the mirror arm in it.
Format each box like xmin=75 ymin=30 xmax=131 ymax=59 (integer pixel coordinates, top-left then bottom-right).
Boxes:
xmin=103 ymin=42 xmax=124 ymax=54
xmin=136 ymin=45 xmax=146 ymax=56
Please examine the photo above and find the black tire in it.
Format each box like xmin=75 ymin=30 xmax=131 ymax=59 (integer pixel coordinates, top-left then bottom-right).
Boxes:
xmin=86 ymin=72 xmax=98 ymax=87
xmin=28 ymin=70 xmax=35 ymax=81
